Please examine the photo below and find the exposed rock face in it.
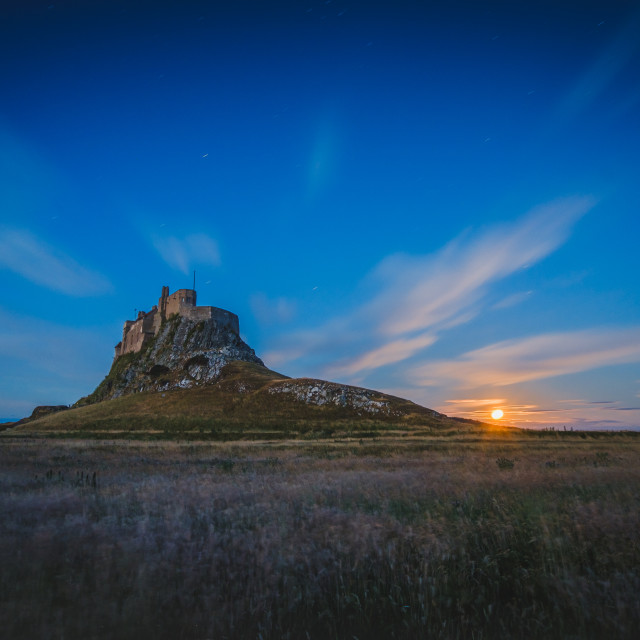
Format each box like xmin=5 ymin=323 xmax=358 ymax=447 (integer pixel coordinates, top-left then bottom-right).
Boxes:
xmin=268 ymin=380 xmax=395 ymax=415
xmin=267 ymin=379 xmax=446 ymax=419
xmin=78 ymin=314 xmax=263 ymax=405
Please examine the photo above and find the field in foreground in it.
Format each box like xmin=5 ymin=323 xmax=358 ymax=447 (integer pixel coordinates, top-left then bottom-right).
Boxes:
xmin=1 ymin=433 xmax=639 ymax=639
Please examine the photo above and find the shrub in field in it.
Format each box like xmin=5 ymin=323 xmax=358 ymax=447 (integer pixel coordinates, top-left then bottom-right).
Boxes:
xmin=496 ymin=456 xmax=515 ymax=469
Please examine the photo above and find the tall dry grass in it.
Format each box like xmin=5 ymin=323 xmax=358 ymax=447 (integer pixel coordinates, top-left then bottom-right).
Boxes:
xmin=0 ymin=437 xmax=639 ymax=639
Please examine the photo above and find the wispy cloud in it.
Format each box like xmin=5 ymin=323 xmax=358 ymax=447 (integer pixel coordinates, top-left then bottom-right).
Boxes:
xmin=446 ymin=398 xmax=507 ymax=407
xmin=250 ymin=293 xmax=297 ymax=325
xmin=0 ymin=307 xmax=110 ymax=415
xmin=507 ymin=404 xmax=640 ymax=431
xmin=307 ymin=117 xmax=340 ymax=199
xmin=0 ymin=228 xmax=112 ymax=296
xmin=433 ymin=395 xmax=640 ymax=429
xmin=367 ymin=196 xmax=594 ymax=338
xmin=262 ymin=318 xmax=355 ymax=369
xmin=327 ymin=332 xmax=437 ymax=377
xmin=152 ymin=233 xmax=221 ymax=274
xmin=415 ymin=327 xmax=640 ymax=388
xmin=553 ymin=7 xmax=640 ymax=124
xmin=441 ymin=400 xmax=538 ymax=423
xmin=268 ymin=196 xmax=595 ymax=379
xmin=492 ymin=291 xmax=533 ymax=310
xmin=440 ymin=397 xmax=508 ymax=421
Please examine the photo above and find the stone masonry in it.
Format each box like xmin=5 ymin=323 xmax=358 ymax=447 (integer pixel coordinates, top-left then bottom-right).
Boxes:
xmin=114 ymin=286 xmax=240 ymax=359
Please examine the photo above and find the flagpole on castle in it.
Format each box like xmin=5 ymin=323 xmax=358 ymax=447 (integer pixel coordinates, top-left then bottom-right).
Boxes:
xmin=193 ymin=270 xmax=196 ymax=291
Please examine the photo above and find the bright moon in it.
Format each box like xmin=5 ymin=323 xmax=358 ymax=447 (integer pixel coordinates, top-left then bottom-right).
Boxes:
xmin=491 ymin=409 xmax=504 ymax=420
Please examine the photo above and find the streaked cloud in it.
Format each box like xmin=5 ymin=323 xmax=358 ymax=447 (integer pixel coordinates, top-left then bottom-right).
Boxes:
xmin=0 ymin=307 xmax=109 ymax=415
xmin=368 ymin=196 xmax=594 ymax=338
xmin=434 ymin=395 xmax=640 ymax=429
xmin=446 ymin=398 xmax=507 ymax=407
xmin=327 ymin=332 xmax=437 ymax=377
xmin=492 ymin=291 xmax=533 ymax=310
xmin=0 ymin=312 xmax=100 ymax=377
xmin=263 ymin=346 xmax=305 ymax=368
xmin=553 ymin=7 xmax=640 ymax=124
xmin=250 ymin=293 xmax=297 ymax=325
xmin=307 ymin=117 xmax=340 ymax=199
xmin=440 ymin=397 xmax=509 ymax=422
xmin=262 ymin=318 xmax=356 ymax=369
xmin=414 ymin=327 xmax=640 ymax=388
xmin=0 ymin=228 xmax=112 ymax=296
xmin=268 ymin=195 xmax=595 ymax=380
xmin=441 ymin=401 xmax=539 ymax=423
xmin=152 ymin=233 xmax=221 ymax=274
xmin=503 ymin=402 xmax=640 ymax=431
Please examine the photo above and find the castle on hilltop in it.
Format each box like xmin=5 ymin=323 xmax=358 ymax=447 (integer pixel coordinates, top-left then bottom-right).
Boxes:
xmin=114 ymin=286 xmax=240 ymax=359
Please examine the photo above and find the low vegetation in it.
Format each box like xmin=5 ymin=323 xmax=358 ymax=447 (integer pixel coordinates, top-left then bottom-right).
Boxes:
xmin=1 ymin=433 xmax=639 ymax=639
xmin=10 ymin=361 xmax=473 ymax=438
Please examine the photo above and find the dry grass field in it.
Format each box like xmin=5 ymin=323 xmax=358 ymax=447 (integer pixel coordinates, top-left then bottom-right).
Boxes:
xmin=1 ymin=432 xmax=639 ymax=639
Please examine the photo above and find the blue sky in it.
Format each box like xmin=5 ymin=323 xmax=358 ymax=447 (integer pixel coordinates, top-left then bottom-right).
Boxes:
xmin=1 ymin=0 xmax=639 ymax=428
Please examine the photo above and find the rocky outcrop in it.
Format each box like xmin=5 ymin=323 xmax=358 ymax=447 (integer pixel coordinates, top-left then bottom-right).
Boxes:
xmin=266 ymin=378 xmax=446 ymax=419
xmin=268 ymin=380 xmax=396 ymax=416
xmin=29 ymin=405 xmax=70 ymax=420
xmin=1 ymin=404 xmax=70 ymax=429
xmin=77 ymin=313 xmax=263 ymax=405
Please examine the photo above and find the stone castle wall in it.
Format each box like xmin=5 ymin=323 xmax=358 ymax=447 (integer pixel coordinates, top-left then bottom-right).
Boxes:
xmin=115 ymin=287 xmax=239 ymax=359
xmin=185 ymin=306 xmax=240 ymax=333
xmin=115 ymin=309 xmax=158 ymax=357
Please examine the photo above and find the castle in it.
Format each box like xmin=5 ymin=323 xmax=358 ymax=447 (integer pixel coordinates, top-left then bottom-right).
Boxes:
xmin=114 ymin=286 xmax=240 ymax=359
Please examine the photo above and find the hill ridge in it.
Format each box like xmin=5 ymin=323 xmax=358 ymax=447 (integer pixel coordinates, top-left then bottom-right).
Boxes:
xmin=5 ymin=288 xmax=494 ymax=437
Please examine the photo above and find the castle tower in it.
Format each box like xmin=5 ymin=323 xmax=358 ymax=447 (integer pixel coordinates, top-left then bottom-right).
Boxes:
xmin=162 ymin=288 xmax=196 ymax=316
xmin=158 ymin=285 xmax=170 ymax=318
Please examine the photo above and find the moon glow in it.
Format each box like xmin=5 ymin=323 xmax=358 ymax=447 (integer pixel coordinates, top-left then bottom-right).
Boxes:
xmin=491 ymin=409 xmax=504 ymax=420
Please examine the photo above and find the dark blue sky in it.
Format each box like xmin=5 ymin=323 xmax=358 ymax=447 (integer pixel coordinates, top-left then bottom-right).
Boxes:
xmin=1 ymin=0 xmax=639 ymax=427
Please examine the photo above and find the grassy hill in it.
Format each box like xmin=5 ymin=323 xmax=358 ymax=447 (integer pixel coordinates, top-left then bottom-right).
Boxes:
xmin=6 ymin=361 xmax=499 ymax=440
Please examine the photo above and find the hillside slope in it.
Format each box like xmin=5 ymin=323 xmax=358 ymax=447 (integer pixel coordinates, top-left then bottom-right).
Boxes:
xmin=78 ymin=313 xmax=263 ymax=405
xmin=9 ymin=361 xmax=476 ymax=438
